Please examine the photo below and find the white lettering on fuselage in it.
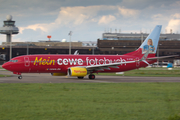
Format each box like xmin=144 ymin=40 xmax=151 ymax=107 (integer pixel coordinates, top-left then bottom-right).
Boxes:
xmin=57 ymin=58 xmax=83 ymax=66
xmin=57 ymin=57 xmax=127 ymax=66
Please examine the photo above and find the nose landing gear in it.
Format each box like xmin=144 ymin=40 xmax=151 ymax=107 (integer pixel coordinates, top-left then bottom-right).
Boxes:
xmin=13 ymin=72 xmax=22 ymax=79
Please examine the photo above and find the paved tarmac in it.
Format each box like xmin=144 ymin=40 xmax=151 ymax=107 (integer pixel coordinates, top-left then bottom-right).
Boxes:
xmin=0 ymin=70 xmax=180 ymax=83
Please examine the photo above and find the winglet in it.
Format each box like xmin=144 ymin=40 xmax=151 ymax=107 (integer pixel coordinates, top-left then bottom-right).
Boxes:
xmin=74 ymin=50 xmax=79 ymax=55
xmin=139 ymin=46 xmax=150 ymax=65
xmin=140 ymin=47 xmax=150 ymax=61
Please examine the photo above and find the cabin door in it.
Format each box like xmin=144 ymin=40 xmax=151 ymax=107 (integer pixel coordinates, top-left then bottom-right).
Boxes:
xmin=24 ymin=57 xmax=30 ymax=67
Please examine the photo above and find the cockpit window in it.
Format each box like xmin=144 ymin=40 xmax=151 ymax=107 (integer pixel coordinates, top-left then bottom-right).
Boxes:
xmin=9 ymin=60 xmax=18 ymax=63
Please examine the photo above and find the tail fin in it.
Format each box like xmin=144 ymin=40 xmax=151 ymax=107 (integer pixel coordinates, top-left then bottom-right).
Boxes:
xmin=125 ymin=25 xmax=162 ymax=56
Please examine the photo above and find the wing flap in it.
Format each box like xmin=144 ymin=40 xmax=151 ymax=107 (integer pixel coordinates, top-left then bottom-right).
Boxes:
xmin=147 ymin=55 xmax=179 ymax=60
xmin=86 ymin=60 xmax=136 ymax=71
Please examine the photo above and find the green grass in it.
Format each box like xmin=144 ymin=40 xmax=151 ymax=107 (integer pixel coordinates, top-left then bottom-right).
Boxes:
xmin=98 ymin=68 xmax=180 ymax=77
xmin=0 ymin=74 xmax=11 ymax=77
xmin=0 ymin=66 xmax=10 ymax=77
xmin=1 ymin=66 xmax=180 ymax=77
xmin=0 ymin=83 xmax=180 ymax=120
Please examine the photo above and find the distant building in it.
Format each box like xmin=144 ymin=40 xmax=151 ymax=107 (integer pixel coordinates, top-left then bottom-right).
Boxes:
xmin=98 ymin=31 xmax=180 ymax=61
xmin=1 ymin=30 xmax=180 ymax=63
xmin=97 ymin=39 xmax=180 ymax=56
xmin=1 ymin=41 xmax=83 ymax=47
xmin=82 ymin=41 xmax=97 ymax=47
xmin=102 ymin=33 xmax=180 ymax=41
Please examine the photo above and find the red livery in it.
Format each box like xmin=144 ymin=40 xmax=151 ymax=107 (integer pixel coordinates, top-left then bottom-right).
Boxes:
xmin=2 ymin=25 xmax=175 ymax=79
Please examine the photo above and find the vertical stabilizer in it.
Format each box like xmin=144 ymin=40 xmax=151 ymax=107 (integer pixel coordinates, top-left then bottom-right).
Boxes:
xmin=139 ymin=25 xmax=162 ymax=54
xmin=125 ymin=25 xmax=162 ymax=56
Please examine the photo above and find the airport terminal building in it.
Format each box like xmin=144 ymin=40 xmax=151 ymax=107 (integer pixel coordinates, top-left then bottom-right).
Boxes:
xmin=0 ymin=41 xmax=100 ymax=63
xmin=0 ymin=32 xmax=180 ymax=64
xmin=98 ymin=32 xmax=180 ymax=55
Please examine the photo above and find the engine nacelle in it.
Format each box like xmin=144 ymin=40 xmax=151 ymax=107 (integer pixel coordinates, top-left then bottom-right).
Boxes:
xmin=51 ymin=73 xmax=67 ymax=76
xmin=68 ymin=67 xmax=87 ymax=77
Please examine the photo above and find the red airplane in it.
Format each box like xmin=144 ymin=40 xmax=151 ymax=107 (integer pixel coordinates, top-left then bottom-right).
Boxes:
xmin=2 ymin=25 xmax=176 ymax=79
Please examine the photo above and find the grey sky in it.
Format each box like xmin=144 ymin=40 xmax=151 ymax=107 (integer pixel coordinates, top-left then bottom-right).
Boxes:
xmin=0 ymin=0 xmax=180 ymax=44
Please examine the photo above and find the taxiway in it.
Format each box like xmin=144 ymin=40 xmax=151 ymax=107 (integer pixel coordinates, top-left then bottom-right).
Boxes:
xmin=0 ymin=71 xmax=180 ymax=83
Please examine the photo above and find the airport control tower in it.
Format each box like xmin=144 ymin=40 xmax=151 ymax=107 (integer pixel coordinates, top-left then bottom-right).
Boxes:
xmin=0 ymin=15 xmax=19 ymax=42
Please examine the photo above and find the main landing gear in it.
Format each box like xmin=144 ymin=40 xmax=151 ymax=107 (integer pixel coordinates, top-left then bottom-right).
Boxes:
xmin=77 ymin=77 xmax=84 ymax=79
xmin=89 ymin=74 xmax=95 ymax=79
xmin=77 ymin=74 xmax=95 ymax=79
xmin=18 ymin=75 xmax=22 ymax=79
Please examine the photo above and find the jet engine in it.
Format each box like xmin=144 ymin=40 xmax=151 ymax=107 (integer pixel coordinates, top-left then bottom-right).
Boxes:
xmin=68 ymin=67 xmax=87 ymax=77
xmin=51 ymin=73 xmax=67 ymax=76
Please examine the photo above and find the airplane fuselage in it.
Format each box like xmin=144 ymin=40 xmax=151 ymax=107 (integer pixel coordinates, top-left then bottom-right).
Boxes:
xmin=3 ymin=54 xmax=156 ymax=74
xmin=2 ymin=25 xmax=162 ymax=79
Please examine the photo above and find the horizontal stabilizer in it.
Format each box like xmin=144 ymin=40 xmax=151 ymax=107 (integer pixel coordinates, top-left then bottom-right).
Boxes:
xmin=139 ymin=46 xmax=150 ymax=61
xmin=138 ymin=47 xmax=150 ymax=65
xmin=147 ymin=55 xmax=179 ymax=60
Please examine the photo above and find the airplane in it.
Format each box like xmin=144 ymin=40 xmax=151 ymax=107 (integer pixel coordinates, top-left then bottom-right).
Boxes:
xmin=2 ymin=25 xmax=177 ymax=79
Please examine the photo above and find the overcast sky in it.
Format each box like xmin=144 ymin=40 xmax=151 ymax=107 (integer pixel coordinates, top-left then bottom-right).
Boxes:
xmin=0 ymin=0 xmax=180 ymax=44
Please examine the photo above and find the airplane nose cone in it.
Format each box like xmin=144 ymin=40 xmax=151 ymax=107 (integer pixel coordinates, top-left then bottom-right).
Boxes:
xmin=2 ymin=63 xmax=7 ymax=69
xmin=2 ymin=62 xmax=11 ymax=70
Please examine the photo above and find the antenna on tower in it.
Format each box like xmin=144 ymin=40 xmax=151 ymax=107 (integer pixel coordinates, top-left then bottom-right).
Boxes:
xmin=170 ymin=29 xmax=172 ymax=34
xmin=47 ymin=35 xmax=51 ymax=41
xmin=115 ymin=29 xmax=117 ymax=33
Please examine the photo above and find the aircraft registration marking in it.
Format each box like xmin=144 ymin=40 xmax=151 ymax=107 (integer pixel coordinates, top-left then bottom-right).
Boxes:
xmin=46 ymin=68 xmax=61 ymax=71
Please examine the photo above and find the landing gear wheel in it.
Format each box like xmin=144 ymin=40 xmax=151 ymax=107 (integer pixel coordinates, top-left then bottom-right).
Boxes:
xmin=78 ymin=77 xmax=84 ymax=79
xmin=18 ymin=76 xmax=22 ymax=79
xmin=89 ymin=74 xmax=95 ymax=79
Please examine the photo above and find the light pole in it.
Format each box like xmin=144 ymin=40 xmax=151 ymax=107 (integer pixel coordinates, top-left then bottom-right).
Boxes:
xmin=68 ymin=31 xmax=72 ymax=55
xmin=157 ymin=43 xmax=162 ymax=67
xmin=157 ymin=45 xmax=159 ymax=67
xmin=92 ymin=43 xmax=97 ymax=55
xmin=141 ymin=33 xmax=144 ymax=44
xmin=27 ymin=41 xmax=29 ymax=55
xmin=9 ymin=31 xmax=12 ymax=59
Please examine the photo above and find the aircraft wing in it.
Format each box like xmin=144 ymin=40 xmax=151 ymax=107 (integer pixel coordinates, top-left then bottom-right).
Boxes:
xmin=85 ymin=46 xmax=150 ymax=71
xmin=85 ymin=60 xmax=136 ymax=71
xmin=147 ymin=55 xmax=179 ymax=60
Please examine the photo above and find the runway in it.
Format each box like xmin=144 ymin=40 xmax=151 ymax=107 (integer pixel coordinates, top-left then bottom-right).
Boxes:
xmin=0 ymin=70 xmax=180 ymax=83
